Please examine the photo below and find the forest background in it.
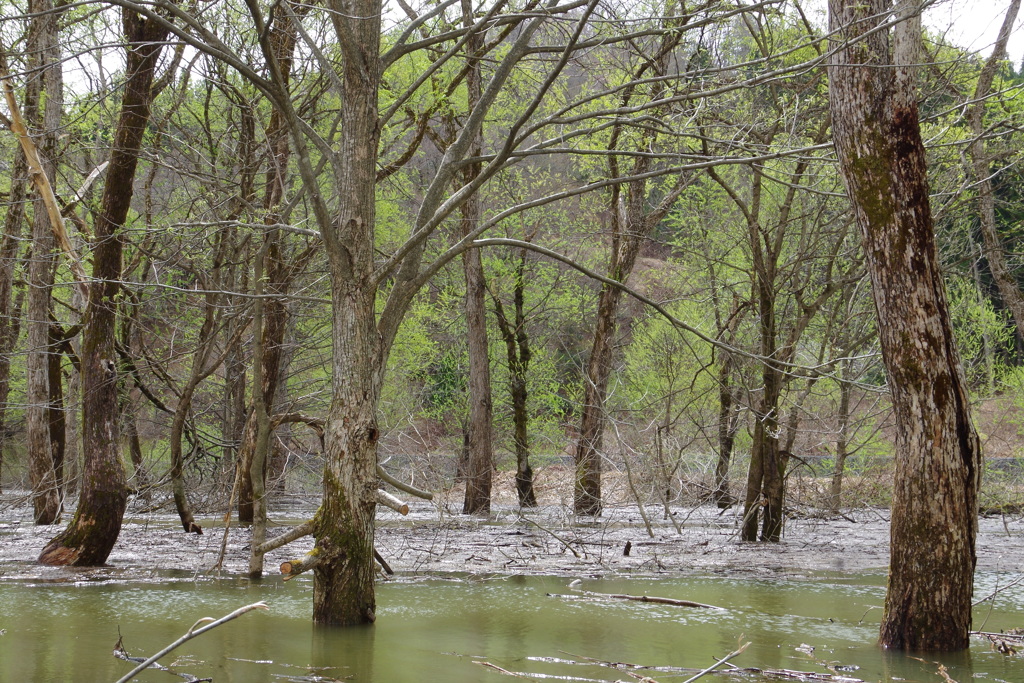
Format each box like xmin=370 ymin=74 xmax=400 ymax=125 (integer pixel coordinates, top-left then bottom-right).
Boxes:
xmin=1 ymin=0 xmax=1024 ymax=639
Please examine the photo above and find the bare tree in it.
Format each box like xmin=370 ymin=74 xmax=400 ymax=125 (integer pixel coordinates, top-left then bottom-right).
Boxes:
xmin=39 ymin=7 xmax=169 ymax=565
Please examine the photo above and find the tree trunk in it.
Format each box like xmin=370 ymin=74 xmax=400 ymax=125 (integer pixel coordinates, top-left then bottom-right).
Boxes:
xmin=46 ymin=322 xmax=67 ymax=508
xmin=39 ymin=9 xmax=168 ymax=566
xmin=25 ymin=0 xmax=63 ymax=525
xmin=828 ymin=0 xmax=981 ymax=651
xmin=712 ymin=355 xmax=740 ymax=509
xmin=828 ymin=358 xmax=853 ymax=511
xmin=712 ymin=295 xmax=744 ymax=509
xmin=238 ymin=7 xmax=302 ymax=523
xmin=312 ymin=0 xmax=383 ymax=626
xmin=492 ymin=250 xmax=536 ymax=507
xmin=458 ymin=0 xmax=494 ymax=515
xmin=572 ymin=13 xmax=694 ymax=516
xmin=574 ymin=285 xmax=620 ymax=515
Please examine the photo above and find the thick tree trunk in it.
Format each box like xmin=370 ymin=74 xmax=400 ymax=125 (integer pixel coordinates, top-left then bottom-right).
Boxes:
xmin=315 ymin=285 xmax=381 ymax=625
xmin=829 ymin=0 xmax=981 ymax=651
xmin=312 ymin=0 xmax=383 ymax=626
xmin=39 ymin=9 xmax=167 ymax=566
xmin=574 ymin=285 xmax=621 ymax=515
xmin=461 ymin=235 xmax=494 ymax=514
xmin=46 ymin=323 xmax=67 ymax=505
xmin=741 ymin=237 xmax=784 ymax=542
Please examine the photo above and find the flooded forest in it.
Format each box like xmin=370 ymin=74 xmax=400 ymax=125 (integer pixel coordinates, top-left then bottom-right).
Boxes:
xmin=3 ymin=0 xmax=1024 ymax=680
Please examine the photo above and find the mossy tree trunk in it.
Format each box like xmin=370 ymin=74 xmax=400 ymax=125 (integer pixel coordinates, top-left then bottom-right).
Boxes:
xmin=38 ymin=8 xmax=167 ymax=566
xmin=310 ymin=0 xmax=383 ymax=625
xmin=828 ymin=0 xmax=981 ymax=651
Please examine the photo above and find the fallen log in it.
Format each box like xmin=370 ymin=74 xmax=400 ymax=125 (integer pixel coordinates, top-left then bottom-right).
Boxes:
xmin=547 ymin=589 xmax=720 ymax=609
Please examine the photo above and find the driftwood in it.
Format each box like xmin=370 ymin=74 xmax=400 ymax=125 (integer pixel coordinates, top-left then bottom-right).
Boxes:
xmin=497 ymin=650 xmax=864 ymax=683
xmin=547 ymin=589 xmax=721 ymax=610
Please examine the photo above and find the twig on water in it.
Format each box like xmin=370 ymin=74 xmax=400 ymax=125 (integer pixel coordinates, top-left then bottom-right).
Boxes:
xmin=680 ymin=642 xmax=749 ymax=683
xmin=476 ymin=660 xmax=527 ymax=677
xmin=114 ymin=602 xmax=268 ymax=683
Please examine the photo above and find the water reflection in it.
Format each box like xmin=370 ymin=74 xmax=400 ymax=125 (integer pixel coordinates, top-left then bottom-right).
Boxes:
xmin=0 ymin=571 xmax=1023 ymax=682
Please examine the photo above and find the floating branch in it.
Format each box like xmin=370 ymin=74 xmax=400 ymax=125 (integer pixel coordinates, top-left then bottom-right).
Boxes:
xmin=547 ymin=589 xmax=721 ymax=610
xmin=114 ymin=602 xmax=268 ymax=683
xmin=679 ymin=642 xmax=749 ymax=683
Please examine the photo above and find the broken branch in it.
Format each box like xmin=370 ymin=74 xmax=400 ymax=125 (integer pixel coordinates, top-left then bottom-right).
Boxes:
xmin=256 ymin=519 xmax=314 ymax=555
xmin=0 ymin=64 xmax=90 ymax=302
xmin=281 ymin=550 xmax=321 ymax=580
xmin=377 ymin=464 xmax=434 ymax=500
xmin=377 ymin=489 xmax=410 ymax=515
xmin=113 ymin=602 xmax=268 ymax=683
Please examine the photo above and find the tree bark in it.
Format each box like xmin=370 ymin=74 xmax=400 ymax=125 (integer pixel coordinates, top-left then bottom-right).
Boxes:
xmin=828 ymin=0 xmax=981 ymax=651
xmin=311 ymin=0 xmax=383 ymax=626
xmin=39 ymin=9 xmax=168 ymax=566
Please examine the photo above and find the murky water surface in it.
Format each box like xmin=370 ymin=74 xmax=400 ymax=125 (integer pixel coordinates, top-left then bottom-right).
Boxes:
xmin=1 ymin=570 xmax=1023 ymax=682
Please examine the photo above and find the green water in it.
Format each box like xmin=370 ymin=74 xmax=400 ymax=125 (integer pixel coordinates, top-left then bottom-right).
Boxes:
xmin=1 ymin=571 xmax=1023 ymax=682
